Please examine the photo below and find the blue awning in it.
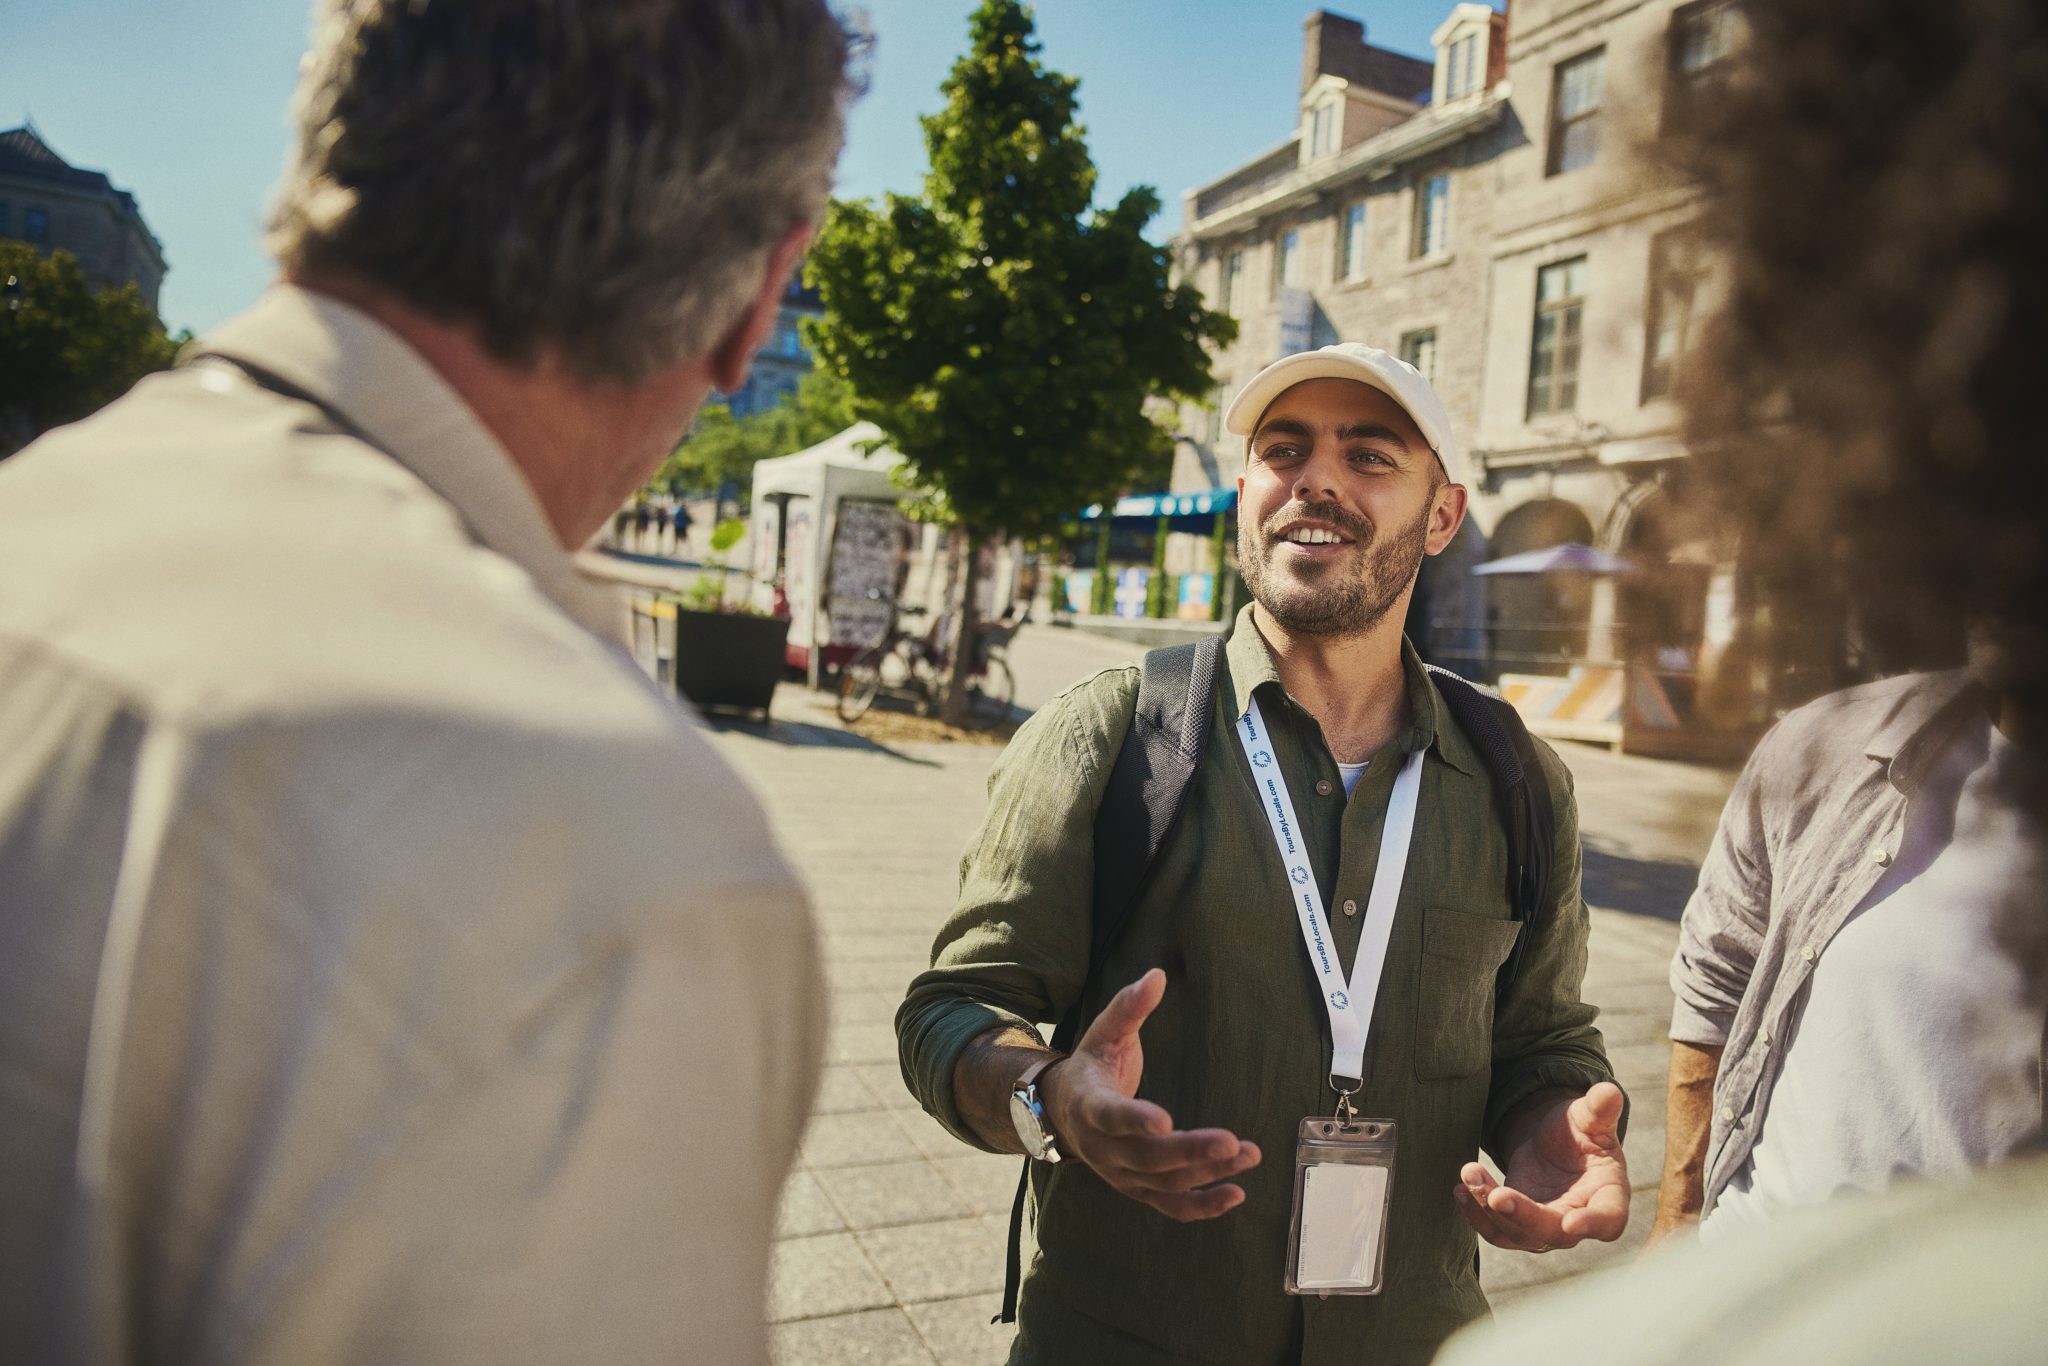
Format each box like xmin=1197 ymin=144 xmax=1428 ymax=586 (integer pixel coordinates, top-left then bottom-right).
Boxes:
xmin=1079 ymin=487 xmax=1237 ymax=523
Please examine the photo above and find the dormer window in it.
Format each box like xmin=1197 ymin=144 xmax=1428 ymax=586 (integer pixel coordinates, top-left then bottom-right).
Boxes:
xmin=1431 ymin=4 xmax=1495 ymax=106
xmin=1309 ymin=100 xmax=1342 ymax=159
xmin=1446 ymin=32 xmax=1480 ymax=99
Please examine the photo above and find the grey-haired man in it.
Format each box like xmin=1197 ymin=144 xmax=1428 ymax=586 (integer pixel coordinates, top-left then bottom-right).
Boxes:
xmin=0 ymin=3 xmax=855 ymax=1362
xmin=898 ymin=345 xmax=1628 ymax=1364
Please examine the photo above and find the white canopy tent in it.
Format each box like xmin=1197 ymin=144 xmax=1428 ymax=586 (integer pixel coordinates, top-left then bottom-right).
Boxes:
xmin=748 ymin=423 xmax=910 ymax=684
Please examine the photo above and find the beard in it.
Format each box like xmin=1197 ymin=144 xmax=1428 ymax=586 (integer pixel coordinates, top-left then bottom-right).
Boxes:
xmin=1240 ymin=497 xmax=1432 ymax=638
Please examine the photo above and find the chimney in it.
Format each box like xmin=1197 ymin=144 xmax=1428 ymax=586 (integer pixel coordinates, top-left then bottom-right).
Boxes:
xmin=1302 ymin=11 xmax=1366 ymax=95
xmin=1488 ymin=6 xmax=1510 ymax=88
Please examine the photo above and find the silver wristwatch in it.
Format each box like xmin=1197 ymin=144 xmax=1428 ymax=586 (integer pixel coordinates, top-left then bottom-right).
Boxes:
xmin=1009 ymin=1057 xmax=1063 ymax=1163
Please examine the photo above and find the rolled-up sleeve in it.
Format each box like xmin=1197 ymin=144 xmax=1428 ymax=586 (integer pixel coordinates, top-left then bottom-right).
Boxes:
xmin=1668 ymin=733 xmax=1776 ymax=1047
xmin=1484 ymin=742 xmax=1618 ymax=1153
xmin=895 ymin=671 xmax=1136 ymax=1151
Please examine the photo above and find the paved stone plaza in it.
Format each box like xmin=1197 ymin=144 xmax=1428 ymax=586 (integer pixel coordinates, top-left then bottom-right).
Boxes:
xmin=697 ymin=624 xmax=1738 ymax=1366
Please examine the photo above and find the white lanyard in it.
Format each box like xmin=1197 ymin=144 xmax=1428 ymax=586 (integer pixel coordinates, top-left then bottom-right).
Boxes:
xmin=1236 ymin=696 xmax=1424 ymax=1096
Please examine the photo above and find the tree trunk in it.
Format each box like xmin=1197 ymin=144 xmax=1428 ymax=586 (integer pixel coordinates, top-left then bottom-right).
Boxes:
xmin=937 ymin=526 xmax=982 ymax=728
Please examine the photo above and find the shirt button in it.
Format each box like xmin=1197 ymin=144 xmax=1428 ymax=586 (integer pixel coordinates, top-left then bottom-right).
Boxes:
xmin=1341 ymin=898 xmax=1359 ymax=918
xmin=1758 ymin=1028 xmax=1772 ymax=1046
xmin=1800 ymin=944 xmax=1817 ymax=963
xmin=1720 ymin=1105 xmax=1736 ymax=1123
xmin=1316 ymin=779 xmax=1333 ymax=796
xmin=1869 ymin=843 xmax=1891 ymax=866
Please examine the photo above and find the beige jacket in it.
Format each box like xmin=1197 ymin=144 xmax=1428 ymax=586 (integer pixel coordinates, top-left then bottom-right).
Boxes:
xmin=0 ymin=287 xmax=823 ymax=1365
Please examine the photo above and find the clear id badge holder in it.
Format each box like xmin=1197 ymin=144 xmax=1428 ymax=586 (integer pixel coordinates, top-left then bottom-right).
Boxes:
xmin=1284 ymin=1112 xmax=1396 ymax=1297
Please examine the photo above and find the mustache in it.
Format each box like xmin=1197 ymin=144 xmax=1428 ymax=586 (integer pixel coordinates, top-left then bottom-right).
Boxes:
xmin=1262 ymin=505 xmax=1373 ymax=542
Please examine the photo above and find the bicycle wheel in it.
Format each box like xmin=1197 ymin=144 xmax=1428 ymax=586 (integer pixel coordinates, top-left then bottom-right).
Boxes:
xmin=836 ymin=646 xmax=885 ymax=722
xmin=964 ymin=655 xmax=1015 ymax=729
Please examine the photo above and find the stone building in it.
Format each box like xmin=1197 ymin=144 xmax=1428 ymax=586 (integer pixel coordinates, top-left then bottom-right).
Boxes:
xmin=720 ymin=276 xmax=823 ymax=419
xmin=1168 ymin=6 xmax=1512 ymax=659
xmin=0 ymin=125 xmax=166 ymax=312
xmin=1168 ymin=2 xmax=1754 ymax=739
xmin=1468 ymin=0 xmax=1737 ymax=711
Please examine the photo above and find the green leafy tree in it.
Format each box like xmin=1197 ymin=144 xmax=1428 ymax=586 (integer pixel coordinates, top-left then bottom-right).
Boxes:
xmin=654 ymin=365 xmax=856 ymax=498
xmin=0 ymin=242 xmax=180 ymax=457
xmin=805 ymin=0 xmax=1234 ymax=721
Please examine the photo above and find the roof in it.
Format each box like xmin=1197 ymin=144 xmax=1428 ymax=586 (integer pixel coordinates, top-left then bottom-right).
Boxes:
xmin=750 ymin=423 xmax=908 ymax=500
xmin=0 ymin=126 xmax=151 ymax=229
xmin=1324 ymin=42 xmax=1433 ymax=103
xmin=1181 ymin=90 xmax=1507 ymax=239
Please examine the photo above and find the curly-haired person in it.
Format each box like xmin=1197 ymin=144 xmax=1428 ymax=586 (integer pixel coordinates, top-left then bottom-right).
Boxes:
xmin=1442 ymin=1 xmax=2048 ymax=1359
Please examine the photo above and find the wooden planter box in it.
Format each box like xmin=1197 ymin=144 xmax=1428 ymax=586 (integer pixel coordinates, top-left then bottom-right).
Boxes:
xmin=672 ymin=608 xmax=790 ymax=718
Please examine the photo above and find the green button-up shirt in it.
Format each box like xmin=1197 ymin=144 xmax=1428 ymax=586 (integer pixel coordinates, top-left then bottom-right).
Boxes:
xmin=898 ymin=608 xmax=1614 ymax=1366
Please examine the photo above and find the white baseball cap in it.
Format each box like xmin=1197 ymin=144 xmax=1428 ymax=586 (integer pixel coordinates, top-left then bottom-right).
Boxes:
xmin=1223 ymin=342 xmax=1467 ymax=487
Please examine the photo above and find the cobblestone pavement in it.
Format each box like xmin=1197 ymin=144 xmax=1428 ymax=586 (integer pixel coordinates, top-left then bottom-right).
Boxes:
xmin=698 ymin=625 xmax=1739 ymax=1365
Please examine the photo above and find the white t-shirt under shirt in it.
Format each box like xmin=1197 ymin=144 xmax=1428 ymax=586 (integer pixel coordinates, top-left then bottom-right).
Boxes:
xmin=1338 ymin=759 xmax=1370 ymax=795
xmin=1705 ymin=723 xmax=2045 ymax=1239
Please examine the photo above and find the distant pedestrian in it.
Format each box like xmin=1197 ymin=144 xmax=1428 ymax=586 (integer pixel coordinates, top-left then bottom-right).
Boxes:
xmin=0 ymin=1 xmax=857 ymax=1363
xmin=633 ymin=498 xmax=653 ymax=551
xmin=672 ymin=499 xmax=694 ymax=557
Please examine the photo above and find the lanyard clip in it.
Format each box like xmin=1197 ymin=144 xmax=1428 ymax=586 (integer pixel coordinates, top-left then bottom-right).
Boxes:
xmin=1330 ymin=1073 xmax=1363 ymax=1127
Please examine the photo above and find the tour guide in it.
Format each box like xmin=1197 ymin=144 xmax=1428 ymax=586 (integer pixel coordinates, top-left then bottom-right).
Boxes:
xmin=897 ymin=344 xmax=1629 ymax=1364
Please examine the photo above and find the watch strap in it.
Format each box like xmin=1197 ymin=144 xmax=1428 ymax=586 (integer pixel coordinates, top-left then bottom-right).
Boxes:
xmin=1013 ymin=1056 xmax=1059 ymax=1092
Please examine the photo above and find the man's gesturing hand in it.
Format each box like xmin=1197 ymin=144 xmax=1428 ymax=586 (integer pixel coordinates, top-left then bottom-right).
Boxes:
xmin=1452 ymin=1082 xmax=1630 ymax=1252
xmin=1040 ymin=969 xmax=1261 ymax=1222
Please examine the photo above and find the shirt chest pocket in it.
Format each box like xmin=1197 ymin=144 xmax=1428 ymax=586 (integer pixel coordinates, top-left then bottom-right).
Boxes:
xmin=1415 ymin=908 xmax=1524 ymax=1079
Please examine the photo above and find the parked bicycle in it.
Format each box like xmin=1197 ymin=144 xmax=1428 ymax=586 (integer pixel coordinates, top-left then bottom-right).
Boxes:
xmin=836 ymin=602 xmax=1021 ymax=728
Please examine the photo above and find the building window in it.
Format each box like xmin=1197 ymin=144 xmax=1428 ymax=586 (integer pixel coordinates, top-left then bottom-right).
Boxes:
xmin=1673 ymin=1 xmax=1739 ymax=86
xmin=1642 ymin=231 xmax=1704 ymax=401
xmin=23 ymin=206 xmax=49 ymax=243
xmin=1275 ymin=227 xmax=1303 ymax=294
xmin=1221 ymin=250 xmax=1244 ymax=316
xmin=1546 ymin=49 xmax=1606 ymax=176
xmin=1446 ymin=32 xmax=1482 ymax=100
xmin=1667 ymin=1 xmax=1741 ymax=127
xmin=1528 ymin=256 xmax=1588 ymax=416
xmin=1412 ymin=173 xmax=1449 ymax=259
xmin=1399 ymin=328 xmax=1439 ymax=384
xmin=1309 ymin=100 xmax=1342 ymax=159
xmin=1338 ymin=201 xmax=1368 ymax=282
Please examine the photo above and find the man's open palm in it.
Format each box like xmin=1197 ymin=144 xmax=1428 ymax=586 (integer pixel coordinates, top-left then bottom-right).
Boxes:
xmin=1453 ymin=1082 xmax=1631 ymax=1252
xmin=1042 ymin=969 xmax=1262 ymax=1223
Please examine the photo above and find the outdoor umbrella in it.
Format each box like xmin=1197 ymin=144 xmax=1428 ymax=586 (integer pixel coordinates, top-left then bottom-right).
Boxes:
xmin=1472 ymin=542 xmax=1635 ymax=576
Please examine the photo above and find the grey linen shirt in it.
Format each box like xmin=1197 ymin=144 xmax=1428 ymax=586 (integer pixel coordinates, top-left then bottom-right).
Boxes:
xmin=0 ymin=287 xmax=824 ymax=1365
xmin=1668 ymin=669 xmax=2035 ymax=1216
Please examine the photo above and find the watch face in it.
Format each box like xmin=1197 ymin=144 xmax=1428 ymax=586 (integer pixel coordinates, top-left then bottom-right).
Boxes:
xmin=1010 ymin=1088 xmax=1050 ymax=1159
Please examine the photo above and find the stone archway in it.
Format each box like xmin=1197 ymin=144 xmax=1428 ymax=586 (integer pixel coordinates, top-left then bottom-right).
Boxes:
xmin=1483 ymin=497 xmax=1597 ymax=677
xmin=1406 ymin=516 xmax=1489 ymax=678
xmin=1608 ymin=484 xmax=1712 ymax=669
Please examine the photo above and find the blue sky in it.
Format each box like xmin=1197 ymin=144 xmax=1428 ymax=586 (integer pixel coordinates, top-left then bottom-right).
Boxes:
xmin=2 ymin=1 xmax=1460 ymax=336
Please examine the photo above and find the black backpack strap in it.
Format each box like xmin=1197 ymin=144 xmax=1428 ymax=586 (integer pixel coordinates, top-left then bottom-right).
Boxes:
xmin=1423 ymin=665 xmax=1556 ymax=997
xmin=1068 ymin=635 xmax=1222 ymax=1045
xmin=995 ymin=634 xmax=1222 ymax=1325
